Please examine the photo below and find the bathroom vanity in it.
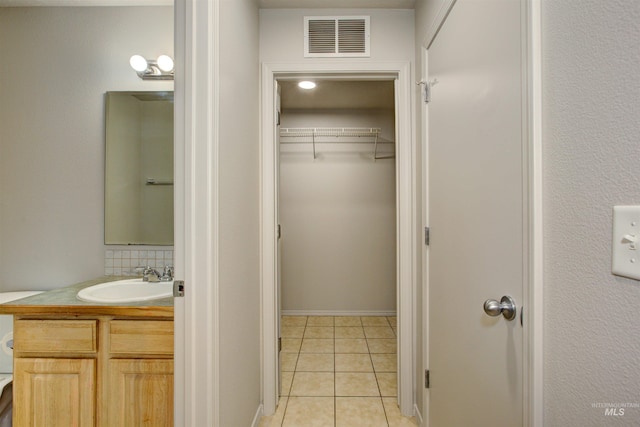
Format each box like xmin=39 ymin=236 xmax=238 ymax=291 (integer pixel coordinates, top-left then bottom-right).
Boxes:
xmin=0 ymin=278 xmax=173 ymax=426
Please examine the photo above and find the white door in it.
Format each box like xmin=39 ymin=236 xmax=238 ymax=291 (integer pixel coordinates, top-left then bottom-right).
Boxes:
xmin=427 ymin=0 xmax=525 ymax=425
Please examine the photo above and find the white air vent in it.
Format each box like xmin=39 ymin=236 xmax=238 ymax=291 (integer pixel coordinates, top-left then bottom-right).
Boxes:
xmin=304 ymin=16 xmax=370 ymax=58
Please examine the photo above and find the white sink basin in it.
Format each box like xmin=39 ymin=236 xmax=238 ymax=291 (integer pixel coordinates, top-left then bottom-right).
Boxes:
xmin=77 ymin=278 xmax=173 ymax=303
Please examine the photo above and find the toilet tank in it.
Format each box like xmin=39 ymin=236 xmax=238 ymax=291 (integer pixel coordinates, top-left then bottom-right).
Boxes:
xmin=0 ymin=292 xmax=42 ymax=373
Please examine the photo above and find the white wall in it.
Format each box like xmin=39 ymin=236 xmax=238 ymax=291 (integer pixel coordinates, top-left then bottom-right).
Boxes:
xmin=0 ymin=7 xmax=173 ymax=290
xmin=280 ymin=108 xmax=396 ymax=313
xmin=260 ymin=8 xmax=415 ymax=62
xmin=217 ymin=0 xmax=261 ymax=425
xmin=542 ymin=0 xmax=640 ymax=424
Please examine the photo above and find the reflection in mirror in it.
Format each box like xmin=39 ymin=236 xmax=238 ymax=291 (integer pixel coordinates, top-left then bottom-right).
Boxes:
xmin=105 ymin=91 xmax=173 ymax=245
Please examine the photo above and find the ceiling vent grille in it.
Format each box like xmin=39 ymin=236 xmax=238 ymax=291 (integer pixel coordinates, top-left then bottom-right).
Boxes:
xmin=304 ymin=16 xmax=370 ymax=58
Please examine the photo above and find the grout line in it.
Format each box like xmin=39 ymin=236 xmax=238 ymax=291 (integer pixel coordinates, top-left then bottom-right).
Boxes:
xmin=280 ymin=315 xmax=402 ymax=427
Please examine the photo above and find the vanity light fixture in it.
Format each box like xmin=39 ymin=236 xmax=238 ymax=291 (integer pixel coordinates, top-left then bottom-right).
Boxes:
xmin=129 ymin=54 xmax=174 ymax=80
xmin=298 ymin=81 xmax=316 ymax=89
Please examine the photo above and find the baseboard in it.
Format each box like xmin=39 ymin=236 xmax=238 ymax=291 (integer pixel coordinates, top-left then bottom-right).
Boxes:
xmin=250 ymin=404 xmax=263 ymax=427
xmin=414 ymin=402 xmax=424 ymax=426
xmin=281 ymin=310 xmax=397 ymax=317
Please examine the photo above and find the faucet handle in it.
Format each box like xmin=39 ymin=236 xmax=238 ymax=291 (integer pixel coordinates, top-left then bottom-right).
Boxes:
xmin=135 ymin=266 xmax=160 ymax=282
xmin=161 ymin=265 xmax=174 ymax=281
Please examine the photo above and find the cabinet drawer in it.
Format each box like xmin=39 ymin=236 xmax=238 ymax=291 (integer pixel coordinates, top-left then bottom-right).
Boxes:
xmin=14 ymin=320 xmax=97 ymax=354
xmin=110 ymin=320 xmax=173 ymax=356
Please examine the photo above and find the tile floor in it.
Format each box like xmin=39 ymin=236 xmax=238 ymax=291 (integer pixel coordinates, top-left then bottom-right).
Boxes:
xmin=259 ymin=315 xmax=418 ymax=427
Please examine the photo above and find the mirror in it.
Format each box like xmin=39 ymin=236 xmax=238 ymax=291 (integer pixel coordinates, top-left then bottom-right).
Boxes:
xmin=105 ymin=91 xmax=174 ymax=245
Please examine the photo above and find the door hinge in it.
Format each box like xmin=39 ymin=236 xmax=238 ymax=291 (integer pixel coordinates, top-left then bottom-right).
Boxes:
xmin=425 ymin=227 xmax=430 ymax=246
xmin=425 ymin=369 xmax=430 ymax=389
xmin=173 ymin=280 xmax=185 ymax=297
xmin=278 ymin=337 xmax=282 ymax=352
xmin=418 ymin=80 xmax=430 ymax=104
xmin=277 ymin=224 xmax=282 ymax=240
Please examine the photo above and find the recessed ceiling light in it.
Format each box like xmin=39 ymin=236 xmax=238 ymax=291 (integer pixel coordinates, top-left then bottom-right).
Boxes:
xmin=298 ymin=81 xmax=316 ymax=90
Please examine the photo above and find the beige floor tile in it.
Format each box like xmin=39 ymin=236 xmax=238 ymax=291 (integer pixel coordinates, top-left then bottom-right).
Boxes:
xmin=281 ymin=338 xmax=302 ymax=353
xmin=334 ymin=316 xmax=362 ymax=326
xmin=335 ymin=338 xmax=369 ymax=354
xmin=259 ymin=396 xmax=288 ymax=427
xmin=281 ymin=326 xmax=305 ymax=338
xmin=296 ymin=353 xmax=334 ymax=372
xmin=281 ymin=352 xmax=298 ymax=371
xmin=376 ymin=372 xmax=397 ymax=397
xmin=367 ymin=338 xmax=397 ymax=354
xmin=335 ymin=326 xmax=365 ymax=339
xmin=300 ymin=338 xmax=334 ymax=353
xmin=335 ymin=354 xmax=373 ymax=372
xmin=335 ymin=372 xmax=380 ymax=397
xmin=282 ymin=397 xmax=335 ymax=427
xmin=304 ymin=326 xmax=334 ymax=339
xmin=371 ymin=354 xmax=397 ymax=372
xmin=290 ymin=372 xmax=335 ymax=397
xmin=336 ymin=397 xmax=388 ymax=427
xmin=364 ymin=326 xmax=396 ymax=339
xmin=282 ymin=316 xmax=307 ymax=327
xmin=360 ymin=316 xmax=390 ymax=326
xmin=383 ymin=397 xmax=419 ymax=427
xmin=280 ymin=371 xmax=294 ymax=396
xmin=307 ymin=316 xmax=334 ymax=326
xmin=386 ymin=316 xmax=397 ymax=326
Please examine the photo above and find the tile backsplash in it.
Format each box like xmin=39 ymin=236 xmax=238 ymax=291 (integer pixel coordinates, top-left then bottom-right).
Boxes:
xmin=105 ymin=248 xmax=174 ymax=276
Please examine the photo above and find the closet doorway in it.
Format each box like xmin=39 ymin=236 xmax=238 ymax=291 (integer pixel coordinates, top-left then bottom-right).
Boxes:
xmin=261 ymin=62 xmax=416 ymax=418
xmin=278 ymin=79 xmax=397 ymax=317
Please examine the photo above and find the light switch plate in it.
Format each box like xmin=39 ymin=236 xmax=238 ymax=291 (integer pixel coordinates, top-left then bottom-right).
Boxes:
xmin=612 ymin=206 xmax=640 ymax=280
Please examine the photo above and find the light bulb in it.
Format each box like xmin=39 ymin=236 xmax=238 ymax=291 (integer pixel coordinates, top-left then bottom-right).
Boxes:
xmin=157 ymin=55 xmax=174 ymax=72
xmin=298 ymin=81 xmax=316 ymax=90
xmin=129 ymin=55 xmax=148 ymax=72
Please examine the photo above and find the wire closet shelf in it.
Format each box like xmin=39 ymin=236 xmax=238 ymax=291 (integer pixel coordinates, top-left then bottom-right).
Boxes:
xmin=279 ymin=127 xmax=394 ymax=160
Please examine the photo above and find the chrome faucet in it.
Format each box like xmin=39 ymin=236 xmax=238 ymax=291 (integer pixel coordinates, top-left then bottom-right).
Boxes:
xmin=140 ymin=266 xmax=161 ymax=282
xmin=136 ymin=265 xmax=173 ymax=282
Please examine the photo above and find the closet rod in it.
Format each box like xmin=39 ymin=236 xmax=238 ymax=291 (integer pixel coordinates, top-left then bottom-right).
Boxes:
xmin=279 ymin=127 xmax=394 ymax=160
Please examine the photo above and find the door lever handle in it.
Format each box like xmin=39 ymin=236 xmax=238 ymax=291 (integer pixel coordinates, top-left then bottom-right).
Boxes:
xmin=483 ymin=296 xmax=517 ymax=321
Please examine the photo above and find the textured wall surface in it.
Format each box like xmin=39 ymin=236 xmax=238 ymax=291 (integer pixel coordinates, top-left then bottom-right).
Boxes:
xmin=542 ymin=0 xmax=640 ymax=425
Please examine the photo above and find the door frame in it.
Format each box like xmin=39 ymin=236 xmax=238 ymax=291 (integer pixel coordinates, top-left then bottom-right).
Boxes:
xmin=174 ymin=0 xmax=220 ymax=425
xmin=420 ymin=0 xmax=543 ymax=426
xmin=260 ymin=61 xmax=417 ymax=416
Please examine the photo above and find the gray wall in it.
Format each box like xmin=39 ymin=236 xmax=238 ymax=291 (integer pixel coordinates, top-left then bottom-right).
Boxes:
xmin=260 ymin=8 xmax=415 ymax=62
xmin=542 ymin=0 xmax=640 ymax=424
xmin=280 ymin=109 xmax=397 ymax=313
xmin=218 ymin=0 xmax=261 ymax=425
xmin=0 ymin=7 xmax=173 ymax=290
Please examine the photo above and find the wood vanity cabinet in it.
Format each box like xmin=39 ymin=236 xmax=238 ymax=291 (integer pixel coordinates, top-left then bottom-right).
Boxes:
xmin=12 ymin=317 xmax=174 ymax=427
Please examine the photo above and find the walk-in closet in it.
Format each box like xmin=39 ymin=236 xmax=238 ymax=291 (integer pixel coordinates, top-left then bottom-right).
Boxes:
xmin=278 ymin=79 xmax=397 ymax=315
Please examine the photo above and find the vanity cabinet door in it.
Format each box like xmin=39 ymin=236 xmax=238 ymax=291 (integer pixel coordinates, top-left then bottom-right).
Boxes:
xmin=108 ymin=359 xmax=173 ymax=427
xmin=14 ymin=358 xmax=96 ymax=427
